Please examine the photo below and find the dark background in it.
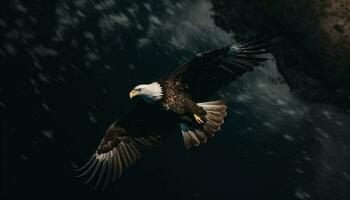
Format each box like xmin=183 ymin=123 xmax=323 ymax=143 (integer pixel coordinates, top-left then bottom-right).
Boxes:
xmin=1 ymin=0 xmax=349 ymax=200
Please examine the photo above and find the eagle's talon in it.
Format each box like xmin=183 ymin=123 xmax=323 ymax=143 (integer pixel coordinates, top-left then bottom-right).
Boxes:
xmin=194 ymin=114 xmax=204 ymax=124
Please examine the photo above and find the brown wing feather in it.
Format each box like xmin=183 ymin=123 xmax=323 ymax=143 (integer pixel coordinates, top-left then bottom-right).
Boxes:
xmin=167 ymin=37 xmax=278 ymax=101
xmin=76 ymin=101 xmax=179 ymax=189
xmin=76 ymin=122 xmax=163 ymax=189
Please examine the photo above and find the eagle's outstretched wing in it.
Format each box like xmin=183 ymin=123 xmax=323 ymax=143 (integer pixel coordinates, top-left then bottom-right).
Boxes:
xmin=76 ymin=101 xmax=179 ymax=189
xmin=169 ymin=37 xmax=277 ymax=101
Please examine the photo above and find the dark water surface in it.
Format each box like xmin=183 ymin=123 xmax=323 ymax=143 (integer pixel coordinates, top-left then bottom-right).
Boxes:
xmin=1 ymin=0 xmax=349 ymax=199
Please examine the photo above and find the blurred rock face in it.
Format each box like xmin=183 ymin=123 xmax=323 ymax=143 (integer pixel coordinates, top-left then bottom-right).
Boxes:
xmin=211 ymin=0 xmax=350 ymax=108
xmin=319 ymin=0 xmax=350 ymax=47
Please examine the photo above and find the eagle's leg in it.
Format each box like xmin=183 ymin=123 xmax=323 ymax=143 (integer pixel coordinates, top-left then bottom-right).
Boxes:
xmin=194 ymin=114 xmax=204 ymax=124
xmin=183 ymin=97 xmax=206 ymax=125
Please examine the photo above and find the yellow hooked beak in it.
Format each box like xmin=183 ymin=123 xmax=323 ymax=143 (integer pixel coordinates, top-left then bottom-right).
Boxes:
xmin=129 ymin=89 xmax=139 ymax=99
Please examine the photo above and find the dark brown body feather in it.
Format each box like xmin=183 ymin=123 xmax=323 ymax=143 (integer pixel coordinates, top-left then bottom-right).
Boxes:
xmin=159 ymin=79 xmax=206 ymax=118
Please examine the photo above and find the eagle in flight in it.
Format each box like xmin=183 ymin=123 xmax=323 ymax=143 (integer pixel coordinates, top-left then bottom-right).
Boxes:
xmin=76 ymin=37 xmax=276 ymax=189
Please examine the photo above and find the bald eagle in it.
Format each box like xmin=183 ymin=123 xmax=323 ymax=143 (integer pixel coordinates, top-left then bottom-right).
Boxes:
xmin=76 ymin=37 xmax=276 ymax=189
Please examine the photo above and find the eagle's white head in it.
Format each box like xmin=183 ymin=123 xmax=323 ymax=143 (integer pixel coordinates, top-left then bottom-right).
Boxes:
xmin=129 ymin=82 xmax=163 ymax=102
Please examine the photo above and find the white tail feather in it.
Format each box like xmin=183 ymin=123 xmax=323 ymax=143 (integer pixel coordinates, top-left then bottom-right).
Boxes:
xmin=180 ymin=100 xmax=227 ymax=149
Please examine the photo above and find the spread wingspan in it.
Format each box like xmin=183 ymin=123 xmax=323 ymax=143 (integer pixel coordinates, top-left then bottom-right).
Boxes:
xmin=77 ymin=36 xmax=278 ymax=188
